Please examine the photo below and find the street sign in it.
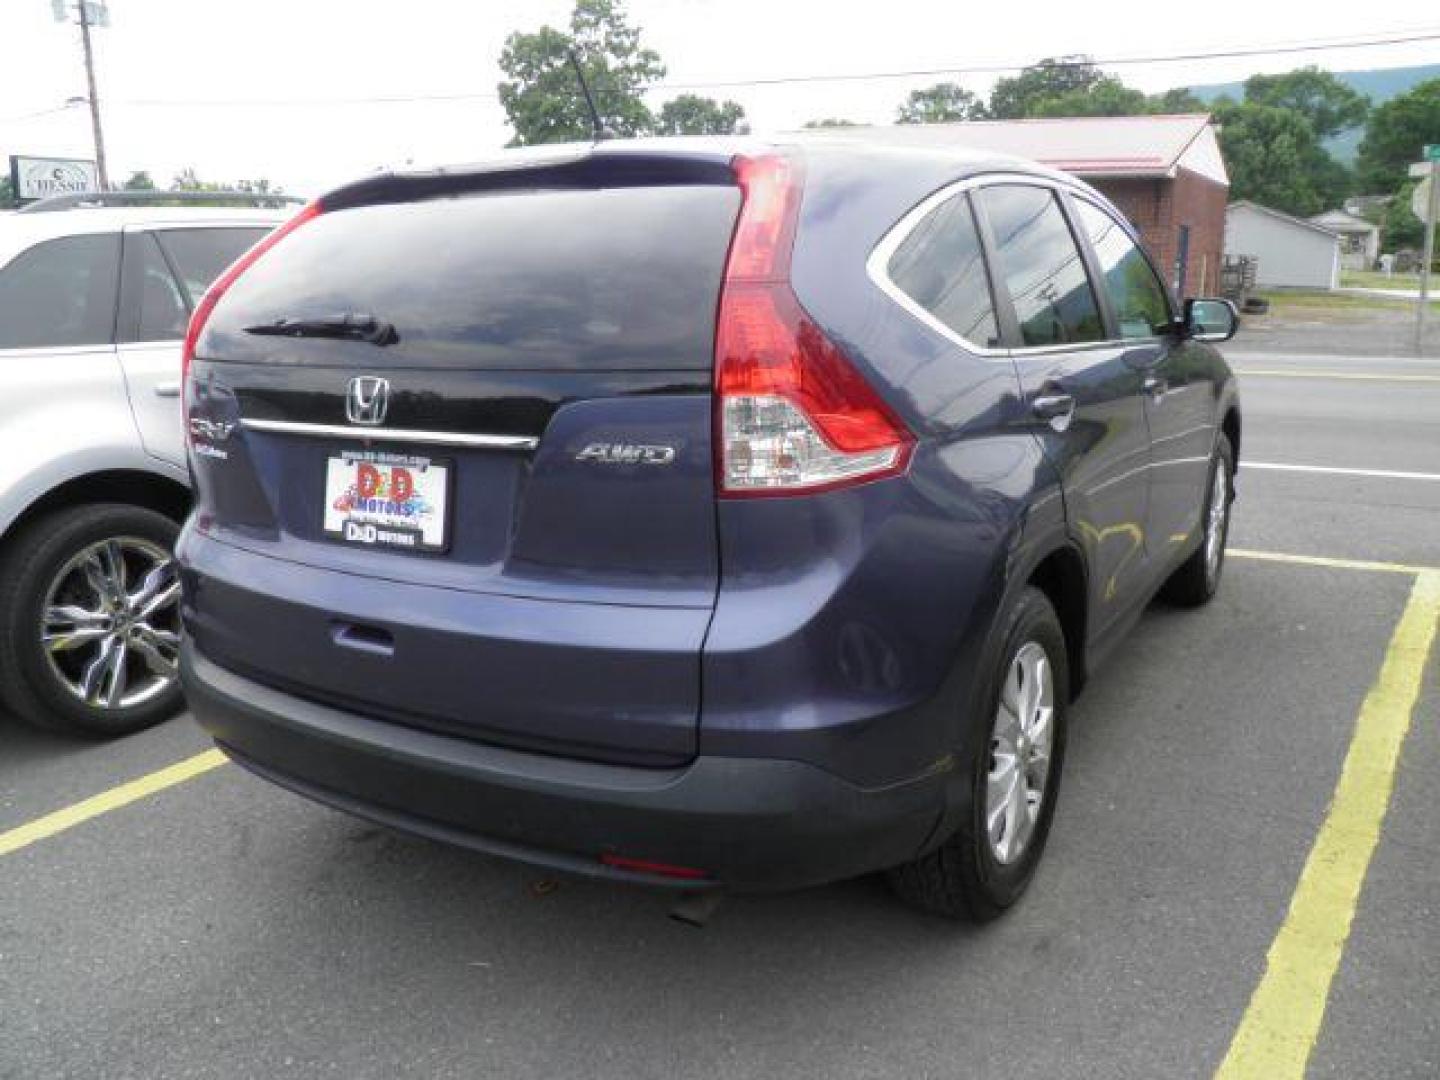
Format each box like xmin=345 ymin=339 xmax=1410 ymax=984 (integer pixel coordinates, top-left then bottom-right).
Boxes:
xmin=51 ymin=1 xmax=110 ymax=26
xmin=1426 ymin=145 xmax=1440 ymax=162
xmin=1414 ymin=177 xmax=1434 ymax=221
xmin=8 ymin=155 xmax=98 ymax=201
xmin=1411 ymin=162 xmax=1432 ymax=179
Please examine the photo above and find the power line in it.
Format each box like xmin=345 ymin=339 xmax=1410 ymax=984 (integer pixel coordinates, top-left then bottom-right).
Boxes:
xmin=6 ymin=26 xmax=1440 ymax=115
xmin=662 ymin=29 xmax=1440 ymax=90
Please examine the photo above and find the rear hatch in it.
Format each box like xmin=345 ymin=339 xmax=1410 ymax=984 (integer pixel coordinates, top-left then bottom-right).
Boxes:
xmin=183 ymin=153 xmax=740 ymax=766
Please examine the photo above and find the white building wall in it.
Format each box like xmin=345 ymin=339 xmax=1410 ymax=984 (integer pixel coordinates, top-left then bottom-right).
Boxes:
xmin=1225 ymin=206 xmax=1339 ymax=289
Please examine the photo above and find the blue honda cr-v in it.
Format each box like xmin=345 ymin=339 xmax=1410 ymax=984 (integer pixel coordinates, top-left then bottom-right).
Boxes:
xmin=177 ymin=136 xmax=1240 ymax=919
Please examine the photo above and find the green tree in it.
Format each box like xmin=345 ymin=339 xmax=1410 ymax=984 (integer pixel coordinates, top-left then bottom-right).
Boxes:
xmin=498 ymin=0 xmax=664 ymax=145
xmin=168 ymin=169 xmax=279 ymax=194
xmin=1243 ymin=66 xmax=1369 ymax=141
xmin=122 ymin=170 xmax=156 ymax=191
xmin=1147 ymin=87 xmax=1205 ymax=113
xmin=233 ymin=177 xmax=281 ymax=194
xmin=655 ymin=94 xmax=746 ymax=136
xmin=0 ymin=175 xmax=14 ymax=208
xmin=802 ymin=117 xmax=860 ymax=128
xmin=987 ymin=56 xmax=1105 ymax=119
xmin=896 ymin=82 xmax=986 ymax=124
xmin=1028 ymin=78 xmax=1148 ymax=118
xmin=1382 ymin=182 xmax=1426 ymax=249
xmin=1357 ymin=78 xmax=1440 ymax=191
xmin=1214 ymin=102 xmax=1333 ymax=215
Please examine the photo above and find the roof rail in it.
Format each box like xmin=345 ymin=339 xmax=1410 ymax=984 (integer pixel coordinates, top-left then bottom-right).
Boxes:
xmin=16 ymin=191 xmax=304 ymax=214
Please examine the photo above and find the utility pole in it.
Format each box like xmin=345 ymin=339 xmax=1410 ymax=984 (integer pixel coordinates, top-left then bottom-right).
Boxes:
xmin=76 ymin=0 xmax=109 ymax=190
xmin=1417 ymin=148 xmax=1440 ymax=356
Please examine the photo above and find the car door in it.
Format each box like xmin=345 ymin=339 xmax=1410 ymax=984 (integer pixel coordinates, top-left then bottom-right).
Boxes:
xmin=0 ymin=232 xmax=135 ymax=498
xmin=1068 ymin=196 xmax=1215 ymax=566
xmin=974 ymin=181 xmax=1154 ymax=633
xmin=117 ymin=225 xmax=268 ymax=468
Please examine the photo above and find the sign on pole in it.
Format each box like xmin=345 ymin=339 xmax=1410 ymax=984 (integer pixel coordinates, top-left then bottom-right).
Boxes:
xmin=51 ymin=1 xmax=109 ymax=25
xmin=7 ymin=155 xmax=99 ymax=201
xmin=1414 ymin=177 xmax=1434 ymax=222
xmin=1415 ymin=158 xmax=1438 ymax=355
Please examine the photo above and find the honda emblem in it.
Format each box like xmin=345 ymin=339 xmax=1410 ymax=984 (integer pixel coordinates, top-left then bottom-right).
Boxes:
xmin=346 ymin=376 xmax=390 ymax=426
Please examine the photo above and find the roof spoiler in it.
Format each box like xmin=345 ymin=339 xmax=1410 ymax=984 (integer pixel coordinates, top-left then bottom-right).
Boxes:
xmin=321 ymin=149 xmax=738 ymax=212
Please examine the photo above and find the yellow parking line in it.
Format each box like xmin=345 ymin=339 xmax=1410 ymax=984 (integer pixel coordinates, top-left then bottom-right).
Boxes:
xmin=0 ymin=749 xmax=228 ymax=858
xmin=1230 ymin=548 xmax=1437 ymax=576
xmin=1216 ymin=570 xmax=1440 ymax=1079
xmin=1234 ymin=369 xmax=1440 ymax=383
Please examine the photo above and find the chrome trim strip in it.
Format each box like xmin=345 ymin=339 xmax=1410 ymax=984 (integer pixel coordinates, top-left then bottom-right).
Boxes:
xmin=240 ymin=418 xmax=539 ymax=450
xmin=865 ymin=171 xmax=1168 ymax=360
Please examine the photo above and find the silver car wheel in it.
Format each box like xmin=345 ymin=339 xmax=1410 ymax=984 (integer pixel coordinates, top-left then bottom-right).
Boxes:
xmin=1205 ymin=462 xmax=1229 ymax=584
xmin=986 ymin=641 xmax=1055 ymax=866
xmin=40 ymin=537 xmax=180 ymax=710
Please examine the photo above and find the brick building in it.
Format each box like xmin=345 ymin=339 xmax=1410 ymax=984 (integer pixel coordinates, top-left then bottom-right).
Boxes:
xmin=863 ymin=114 xmax=1230 ymax=299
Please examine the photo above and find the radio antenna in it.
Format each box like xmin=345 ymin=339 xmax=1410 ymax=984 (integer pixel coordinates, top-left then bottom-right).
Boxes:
xmin=567 ymin=49 xmax=607 ymax=143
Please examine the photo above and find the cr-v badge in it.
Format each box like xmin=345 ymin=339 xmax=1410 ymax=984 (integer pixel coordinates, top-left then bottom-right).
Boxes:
xmin=575 ymin=442 xmax=676 ymax=466
xmin=346 ymin=376 xmax=390 ymax=426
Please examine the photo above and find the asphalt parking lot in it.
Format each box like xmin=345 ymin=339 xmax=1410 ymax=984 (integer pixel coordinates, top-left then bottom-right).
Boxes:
xmin=3 ymin=346 xmax=1438 ymax=1079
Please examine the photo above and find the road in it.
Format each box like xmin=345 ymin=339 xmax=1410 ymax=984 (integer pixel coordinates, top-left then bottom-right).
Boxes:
xmin=2 ymin=351 xmax=1437 ymax=1079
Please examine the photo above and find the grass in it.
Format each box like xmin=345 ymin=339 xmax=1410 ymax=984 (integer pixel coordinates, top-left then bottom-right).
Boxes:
xmin=1340 ymin=269 xmax=1427 ymax=290
xmin=1256 ymin=289 xmax=1440 ymax=315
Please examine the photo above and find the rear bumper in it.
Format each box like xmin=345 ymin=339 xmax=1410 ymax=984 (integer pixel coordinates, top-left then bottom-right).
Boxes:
xmin=181 ymin=641 xmax=952 ymax=892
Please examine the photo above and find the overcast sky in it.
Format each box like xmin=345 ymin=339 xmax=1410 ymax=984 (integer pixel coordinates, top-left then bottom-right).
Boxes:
xmin=1 ymin=0 xmax=1437 ymax=195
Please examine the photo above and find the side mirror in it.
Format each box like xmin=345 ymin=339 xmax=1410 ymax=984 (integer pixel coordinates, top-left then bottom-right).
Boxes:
xmin=1183 ymin=298 xmax=1238 ymax=343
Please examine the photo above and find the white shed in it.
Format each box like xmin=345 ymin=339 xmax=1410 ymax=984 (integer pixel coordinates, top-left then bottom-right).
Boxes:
xmin=1308 ymin=209 xmax=1380 ymax=270
xmin=1224 ymin=201 xmax=1340 ymax=290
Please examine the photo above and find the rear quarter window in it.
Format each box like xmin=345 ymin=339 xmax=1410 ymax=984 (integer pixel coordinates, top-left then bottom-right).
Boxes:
xmin=885 ymin=192 xmax=1000 ymax=348
xmin=207 ymin=185 xmax=742 ymax=370
xmin=156 ymin=227 xmax=269 ymax=305
xmin=0 ymin=233 xmax=120 ymax=349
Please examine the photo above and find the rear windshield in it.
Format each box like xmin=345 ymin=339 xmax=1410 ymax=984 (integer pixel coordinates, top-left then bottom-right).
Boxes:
xmin=207 ymin=184 xmax=741 ymax=371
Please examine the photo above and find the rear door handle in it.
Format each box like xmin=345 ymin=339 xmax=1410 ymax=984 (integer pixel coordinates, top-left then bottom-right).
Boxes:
xmin=154 ymin=382 xmax=181 ymax=398
xmin=331 ymin=621 xmax=395 ymax=657
xmin=1032 ymin=392 xmax=1076 ymax=426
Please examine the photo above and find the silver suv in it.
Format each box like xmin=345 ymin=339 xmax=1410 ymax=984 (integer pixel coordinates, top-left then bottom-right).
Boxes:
xmin=0 ymin=193 xmax=290 ymax=736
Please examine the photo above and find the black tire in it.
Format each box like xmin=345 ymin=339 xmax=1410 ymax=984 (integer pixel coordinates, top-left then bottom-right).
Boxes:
xmin=1161 ymin=433 xmax=1235 ymax=608
xmin=0 ymin=503 xmax=184 ymax=737
xmin=888 ymin=587 xmax=1069 ymax=920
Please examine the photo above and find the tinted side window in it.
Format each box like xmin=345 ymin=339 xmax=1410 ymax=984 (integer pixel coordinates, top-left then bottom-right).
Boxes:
xmin=135 ymin=234 xmax=190 ymax=341
xmin=887 ymin=193 xmax=1000 ymax=347
xmin=1074 ymin=200 xmax=1171 ymax=339
xmin=155 ymin=228 xmax=267 ymax=305
xmin=979 ymin=186 xmax=1103 ymax=347
xmin=0 ymin=233 xmax=120 ymax=349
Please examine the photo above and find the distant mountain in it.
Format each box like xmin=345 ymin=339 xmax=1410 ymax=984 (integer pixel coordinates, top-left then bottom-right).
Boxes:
xmin=1188 ymin=63 xmax=1440 ymax=164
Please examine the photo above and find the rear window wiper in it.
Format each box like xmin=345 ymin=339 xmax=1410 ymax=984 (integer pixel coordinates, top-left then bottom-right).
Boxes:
xmin=244 ymin=313 xmax=399 ymax=346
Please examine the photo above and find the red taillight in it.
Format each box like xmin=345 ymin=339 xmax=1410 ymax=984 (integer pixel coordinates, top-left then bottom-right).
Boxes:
xmin=182 ymin=198 xmax=325 ymax=426
xmin=715 ymin=155 xmax=913 ymax=497
xmin=599 ymin=852 xmax=711 ymax=881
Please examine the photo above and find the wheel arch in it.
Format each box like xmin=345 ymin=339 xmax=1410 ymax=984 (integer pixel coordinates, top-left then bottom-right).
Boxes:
xmin=1025 ymin=542 xmax=1089 ymax=699
xmin=1 ymin=469 xmax=191 ymax=549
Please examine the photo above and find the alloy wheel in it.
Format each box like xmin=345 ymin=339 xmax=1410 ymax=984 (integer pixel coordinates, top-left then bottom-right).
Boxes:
xmin=986 ymin=641 xmax=1055 ymax=865
xmin=40 ymin=537 xmax=181 ymax=710
xmin=1205 ymin=463 xmax=1229 ymax=585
